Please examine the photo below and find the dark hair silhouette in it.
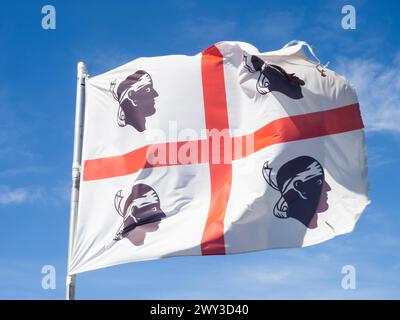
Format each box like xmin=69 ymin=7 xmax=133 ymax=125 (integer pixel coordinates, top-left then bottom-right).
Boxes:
xmin=114 ymin=183 xmax=166 ymax=242
xmin=110 ymin=70 xmax=159 ymax=132
xmin=263 ymin=156 xmax=331 ymax=228
xmin=244 ymin=55 xmax=305 ymax=99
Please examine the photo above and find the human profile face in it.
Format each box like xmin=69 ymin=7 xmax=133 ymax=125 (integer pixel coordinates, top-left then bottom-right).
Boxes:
xmin=289 ymin=174 xmax=331 ymax=228
xmin=297 ymin=175 xmax=324 ymax=201
xmin=125 ymin=221 xmax=161 ymax=246
xmin=120 ymin=82 xmax=158 ymax=132
xmin=316 ymin=180 xmax=331 ymax=213
xmin=127 ymin=83 xmax=159 ymax=117
xmin=116 ymin=71 xmax=159 ymax=132
xmin=263 ymin=64 xmax=304 ymax=99
xmin=244 ymin=55 xmax=305 ymax=99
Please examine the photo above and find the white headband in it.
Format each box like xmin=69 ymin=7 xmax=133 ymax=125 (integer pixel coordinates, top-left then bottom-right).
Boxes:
xmin=132 ymin=190 xmax=159 ymax=209
xmin=118 ymin=73 xmax=152 ymax=102
xmin=122 ymin=189 xmax=159 ymax=224
xmin=281 ymin=161 xmax=323 ymax=197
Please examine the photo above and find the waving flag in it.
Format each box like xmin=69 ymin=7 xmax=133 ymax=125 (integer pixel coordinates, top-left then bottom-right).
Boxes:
xmin=68 ymin=41 xmax=369 ymax=274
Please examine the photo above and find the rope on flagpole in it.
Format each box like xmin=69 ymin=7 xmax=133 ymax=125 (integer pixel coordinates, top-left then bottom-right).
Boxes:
xmin=66 ymin=61 xmax=87 ymax=300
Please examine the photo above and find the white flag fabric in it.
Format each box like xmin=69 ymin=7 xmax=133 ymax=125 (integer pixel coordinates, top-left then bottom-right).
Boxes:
xmin=68 ymin=41 xmax=370 ymax=275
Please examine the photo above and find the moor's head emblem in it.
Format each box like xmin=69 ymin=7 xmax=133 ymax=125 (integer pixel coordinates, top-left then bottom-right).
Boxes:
xmin=243 ymin=55 xmax=305 ymax=99
xmin=110 ymin=70 xmax=159 ymax=132
xmin=113 ymin=183 xmax=166 ymax=246
xmin=263 ymin=156 xmax=331 ymax=229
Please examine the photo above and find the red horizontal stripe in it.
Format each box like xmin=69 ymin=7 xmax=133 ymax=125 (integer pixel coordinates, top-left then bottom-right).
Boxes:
xmin=83 ymin=103 xmax=363 ymax=181
xmin=233 ymin=103 xmax=364 ymax=159
xmin=82 ymin=140 xmax=208 ymax=181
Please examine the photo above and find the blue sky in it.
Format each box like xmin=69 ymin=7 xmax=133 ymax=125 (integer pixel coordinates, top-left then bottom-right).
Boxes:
xmin=0 ymin=0 xmax=399 ymax=299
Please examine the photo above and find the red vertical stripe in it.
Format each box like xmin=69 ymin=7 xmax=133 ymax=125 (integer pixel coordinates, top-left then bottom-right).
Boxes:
xmin=200 ymin=45 xmax=231 ymax=255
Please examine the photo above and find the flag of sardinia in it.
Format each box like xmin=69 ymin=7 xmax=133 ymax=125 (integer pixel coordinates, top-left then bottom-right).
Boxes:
xmin=68 ymin=41 xmax=370 ymax=274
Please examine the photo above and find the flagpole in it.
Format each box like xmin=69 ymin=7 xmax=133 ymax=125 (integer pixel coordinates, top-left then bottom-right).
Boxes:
xmin=66 ymin=61 xmax=87 ymax=300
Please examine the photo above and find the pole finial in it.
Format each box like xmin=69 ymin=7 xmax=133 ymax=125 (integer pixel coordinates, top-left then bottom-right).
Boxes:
xmin=77 ymin=61 xmax=87 ymax=78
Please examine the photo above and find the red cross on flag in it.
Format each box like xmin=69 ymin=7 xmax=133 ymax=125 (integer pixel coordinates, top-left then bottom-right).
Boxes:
xmin=68 ymin=41 xmax=370 ymax=274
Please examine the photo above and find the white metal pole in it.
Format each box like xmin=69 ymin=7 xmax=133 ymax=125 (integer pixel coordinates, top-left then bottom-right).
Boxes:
xmin=66 ymin=62 xmax=87 ymax=300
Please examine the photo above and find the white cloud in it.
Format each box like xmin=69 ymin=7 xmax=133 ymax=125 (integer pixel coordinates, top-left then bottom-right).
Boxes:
xmin=0 ymin=186 xmax=41 ymax=205
xmin=336 ymin=53 xmax=400 ymax=133
xmin=0 ymin=182 xmax=70 ymax=207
